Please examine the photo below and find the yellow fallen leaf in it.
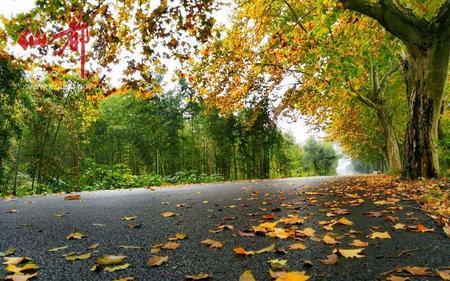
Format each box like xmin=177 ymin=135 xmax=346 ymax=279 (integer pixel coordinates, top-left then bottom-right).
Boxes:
xmin=322 ymin=235 xmax=339 ymax=245
xmin=49 ymin=245 xmax=69 ymax=253
xmin=122 ymin=216 xmax=137 ymax=221
xmin=299 ymin=227 xmax=316 ymax=237
xmin=268 ymin=259 xmax=288 ymax=270
xmin=349 ymin=239 xmax=368 ymax=247
xmin=287 ymin=243 xmax=305 ymax=250
xmin=64 ymin=252 xmax=92 ymax=261
xmin=393 ymin=223 xmax=406 ymax=230
xmin=104 ymin=263 xmax=130 ymax=272
xmin=437 ymin=270 xmax=450 ymax=280
xmin=96 ymin=255 xmax=127 ymax=266
xmin=369 ymin=231 xmax=391 ymax=239
xmin=255 ymin=243 xmax=275 ymax=254
xmin=337 ymin=217 xmax=353 ymax=226
xmin=185 ymin=273 xmax=210 ymax=280
xmin=147 ymin=255 xmax=168 ymax=267
xmin=279 ymin=216 xmax=304 ymax=225
xmin=3 ymin=257 xmax=26 ymax=265
xmin=6 ymin=263 xmax=40 ymax=273
xmin=273 ymin=271 xmax=310 ymax=281
xmin=338 ymin=248 xmax=365 ymax=258
xmin=200 ymin=239 xmax=223 ymax=249
xmin=66 ymin=232 xmax=86 ymax=240
xmin=239 ymin=270 xmax=256 ymax=281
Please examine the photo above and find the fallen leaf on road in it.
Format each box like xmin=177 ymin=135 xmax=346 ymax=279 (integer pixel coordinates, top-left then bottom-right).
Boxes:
xmin=437 ymin=270 xmax=450 ymax=280
xmin=48 ymin=245 xmax=69 ymax=253
xmin=104 ymin=263 xmax=130 ymax=272
xmin=200 ymin=239 xmax=223 ymax=249
xmin=299 ymin=227 xmax=315 ymax=237
xmin=96 ymin=255 xmax=127 ymax=266
xmin=386 ymin=276 xmax=410 ymax=281
xmin=338 ymin=248 xmax=365 ymax=258
xmin=185 ymin=273 xmax=210 ymax=280
xmin=163 ymin=242 xmax=181 ymax=250
xmin=64 ymin=194 xmax=80 ymax=200
xmin=88 ymin=243 xmax=100 ymax=250
xmin=148 ymin=255 xmax=168 ymax=267
xmin=53 ymin=212 xmax=69 ymax=217
xmin=393 ymin=223 xmax=406 ymax=230
xmin=287 ymin=243 xmax=305 ymax=250
xmin=349 ymin=240 xmax=368 ymax=247
xmin=322 ymin=235 xmax=339 ymax=245
xmin=320 ymin=253 xmax=339 ymax=265
xmin=337 ymin=217 xmax=353 ymax=226
xmin=414 ymin=224 xmax=434 ymax=233
xmin=6 ymin=209 xmax=19 ymax=213
xmin=369 ymin=231 xmax=391 ymax=239
xmin=5 ymin=273 xmax=37 ymax=281
xmin=117 ymin=245 xmax=142 ymax=250
xmin=162 ymin=212 xmax=178 ymax=218
xmin=272 ymin=271 xmax=310 ymax=281
xmin=64 ymin=252 xmax=92 ymax=261
xmin=268 ymin=259 xmax=287 ymax=270
xmin=239 ymin=270 xmax=256 ymax=281
xmin=397 ymin=266 xmax=431 ymax=276
xmin=122 ymin=216 xmax=137 ymax=221
xmin=6 ymin=263 xmax=40 ymax=273
xmin=66 ymin=232 xmax=86 ymax=240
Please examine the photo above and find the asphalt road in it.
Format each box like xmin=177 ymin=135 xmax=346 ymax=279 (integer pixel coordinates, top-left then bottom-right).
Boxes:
xmin=0 ymin=176 xmax=449 ymax=280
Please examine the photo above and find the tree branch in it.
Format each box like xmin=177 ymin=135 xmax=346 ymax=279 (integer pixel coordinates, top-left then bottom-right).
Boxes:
xmin=282 ymin=0 xmax=307 ymax=32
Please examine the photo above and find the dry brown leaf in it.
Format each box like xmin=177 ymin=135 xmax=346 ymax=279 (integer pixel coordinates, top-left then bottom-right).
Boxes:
xmin=148 ymin=255 xmax=168 ymax=267
xmin=320 ymin=253 xmax=339 ymax=265
xmin=287 ymin=243 xmax=306 ymax=250
xmin=64 ymin=194 xmax=80 ymax=200
xmin=162 ymin=212 xmax=178 ymax=218
xmin=162 ymin=242 xmax=181 ymax=250
xmin=415 ymin=224 xmax=434 ymax=233
xmin=397 ymin=266 xmax=431 ymax=276
xmin=200 ymin=239 xmax=223 ymax=249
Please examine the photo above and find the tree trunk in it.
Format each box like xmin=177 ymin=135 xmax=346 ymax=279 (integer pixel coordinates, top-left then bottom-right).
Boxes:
xmin=402 ymin=43 xmax=449 ymax=178
xmin=376 ymin=108 xmax=402 ymax=174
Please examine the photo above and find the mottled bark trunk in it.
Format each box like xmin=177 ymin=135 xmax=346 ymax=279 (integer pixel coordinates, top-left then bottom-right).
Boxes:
xmin=376 ymin=108 xmax=402 ymax=174
xmin=402 ymin=43 xmax=449 ymax=178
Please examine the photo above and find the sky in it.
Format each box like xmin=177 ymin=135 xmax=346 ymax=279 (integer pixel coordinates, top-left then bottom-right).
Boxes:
xmin=1 ymin=0 xmax=362 ymax=176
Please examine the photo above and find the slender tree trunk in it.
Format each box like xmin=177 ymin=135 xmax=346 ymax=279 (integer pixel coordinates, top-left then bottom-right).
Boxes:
xmin=402 ymin=43 xmax=449 ymax=178
xmin=376 ymin=108 xmax=402 ymax=174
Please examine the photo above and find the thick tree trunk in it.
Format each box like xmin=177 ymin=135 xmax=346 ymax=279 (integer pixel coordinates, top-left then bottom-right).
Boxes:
xmin=402 ymin=43 xmax=449 ymax=178
xmin=376 ymin=108 xmax=402 ymax=174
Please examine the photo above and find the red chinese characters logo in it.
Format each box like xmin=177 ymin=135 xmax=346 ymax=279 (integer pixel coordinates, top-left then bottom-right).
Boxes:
xmin=17 ymin=18 xmax=89 ymax=78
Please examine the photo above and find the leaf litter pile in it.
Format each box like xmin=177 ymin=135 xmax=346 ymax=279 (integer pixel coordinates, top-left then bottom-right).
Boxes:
xmin=1 ymin=175 xmax=449 ymax=280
